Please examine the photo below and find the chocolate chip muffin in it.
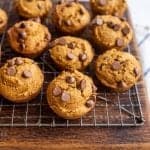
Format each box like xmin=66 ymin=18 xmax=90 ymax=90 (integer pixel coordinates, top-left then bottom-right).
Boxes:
xmin=0 ymin=57 xmax=44 ymax=103
xmin=14 ymin=0 xmax=52 ymax=18
xmin=47 ymin=70 xmax=97 ymax=119
xmin=90 ymin=0 xmax=127 ymax=17
xmin=95 ymin=49 xmax=141 ymax=92
xmin=90 ymin=15 xmax=133 ymax=51
xmin=0 ymin=8 xmax=8 ymax=34
xmin=7 ymin=20 xmax=51 ymax=58
xmin=49 ymin=36 xmax=94 ymax=71
xmin=52 ymin=0 xmax=91 ymax=34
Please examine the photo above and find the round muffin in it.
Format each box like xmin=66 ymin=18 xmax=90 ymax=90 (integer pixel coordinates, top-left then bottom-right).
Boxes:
xmin=0 ymin=8 xmax=8 ymax=34
xmin=90 ymin=15 xmax=133 ymax=51
xmin=7 ymin=20 xmax=51 ymax=58
xmin=52 ymin=1 xmax=91 ymax=34
xmin=0 ymin=57 xmax=44 ymax=103
xmin=95 ymin=49 xmax=141 ymax=92
xmin=90 ymin=0 xmax=127 ymax=17
xmin=49 ymin=36 xmax=94 ymax=71
xmin=47 ymin=70 xmax=97 ymax=119
xmin=14 ymin=0 xmax=52 ymax=18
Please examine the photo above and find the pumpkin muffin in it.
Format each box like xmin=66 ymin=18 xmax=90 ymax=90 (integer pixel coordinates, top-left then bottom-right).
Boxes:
xmin=90 ymin=0 xmax=127 ymax=17
xmin=90 ymin=15 xmax=133 ymax=51
xmin=49 ymin=36 xmax=94 ymax=71
xmin=0 ymin=8 xmax=8 ymax=34
xmin=0 ymin=57 xmax=44 ymax=103
xmin=14 ymin=0 xmax=52 ymax=18
xmin=7 ymin=20 xmax=51 ymax=58
xmin=95 ymin=49 xmax=142 ymax=92
xmin=47 ymin=70 xmax=97 ymax=119
xmin=52 ymin=0 xmax=91 ymax=34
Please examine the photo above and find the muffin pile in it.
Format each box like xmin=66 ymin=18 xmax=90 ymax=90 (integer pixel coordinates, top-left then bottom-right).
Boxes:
xmin=0 ymin=0 xmax=142 ymax=120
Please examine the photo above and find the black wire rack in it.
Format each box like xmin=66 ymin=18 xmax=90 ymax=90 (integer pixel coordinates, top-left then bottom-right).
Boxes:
xmin=0 ymin=0 xmax=144 ymax=127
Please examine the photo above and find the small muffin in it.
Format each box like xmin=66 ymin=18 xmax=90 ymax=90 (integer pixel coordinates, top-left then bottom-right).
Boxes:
xmin=0 ymin=8 xmax=8 ymax=34
xmin=90 ymin=0 xmax=127 ymax=17
xmin=0 ymin=57 xmax=44 ymax=103
xmin=47 ymin=70 xmax=97 ymax=119
xmin=90 ymin=15 xmax=133 ymax=51
xmin=7 ymin=20 xmax=51 ymax=58
xmin=95 ymin=49 xmax=141 ymax=92
xmin=49 ymin=36 xmax=94 ymax=71
xmin=52 ymin=0 xmax=91 ymax=34
xmin=14 ymin=0 xmax=52 ymax=18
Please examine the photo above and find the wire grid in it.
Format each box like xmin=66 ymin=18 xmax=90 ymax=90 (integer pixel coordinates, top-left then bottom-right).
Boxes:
xmin=0 ymin=0 xmax=144 ymax=127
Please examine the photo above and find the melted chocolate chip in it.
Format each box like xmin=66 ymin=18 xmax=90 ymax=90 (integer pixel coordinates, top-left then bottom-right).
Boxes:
xmin=107 ymin=22 xmax=114 ymax=29
xmin=37 ymin=3 xmax=42 ymax=9
xmin=18 ymin=31 xmax=27 ymax=39
xmin=58 ymin=38 xmax=66 ymax=45
xmin=113 ymin=24 xmax=120 ymax=31
xmin=99 ymin=0 xmax=107 ymax=6
xmin=61 ymin=91 xmax=70 ymax=102
xmin=53 ymin=87 xmax=62 ymax=96
xmin=80 ymin=79 xmax=86 ymax=91
xmin=67 ymin=52 xmax=75 ymax=60
xmin=20 ymin=43 xmax=26 ymax=50
xmin=79 ymin=53 xmax=87 ymax=61
xmin=67 ymin=42 xmax=76 ymax=49
xmin=116 ymin=38 xmax=124 ymax=47
xmin=7 ymin=59 xmax=15 ymax=67
xmin=66 ymin=76 xmax=75 ymax=84
xmin=122 ymin=26 xmax=130 ymax=36
xmin=85 ymin=99 xmax=95 ymax=108
xmin=19 ymin=23 xmax=26 ymax=28
xmin=79 ymin=9 xmax=84 ymax=15
xmin=112 ymin=61 xmax=121 ymax=70
xmin=22 ymin=70 xmax=32 ymax=78
xmin=0 ymin=19 xmax=3 ymax=24
xmin=15 ymin=58 xmax=23 ymax=65
xmin=64 ymin=20 xmax=72 ymax=26
xmin=7 ymin=67 xmax=16 ymax=76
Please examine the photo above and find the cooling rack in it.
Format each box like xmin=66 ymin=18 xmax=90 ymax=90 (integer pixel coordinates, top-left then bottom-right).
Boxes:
xmin=0 ymin=0 xmax=144 ymax=127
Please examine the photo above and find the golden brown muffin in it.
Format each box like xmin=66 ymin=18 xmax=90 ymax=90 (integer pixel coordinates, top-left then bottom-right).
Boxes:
xmin=0 ymin=8 xmax=8 ymax=34
xmin=90 ymin=0 xmax=127 ymax=17
xmin=0 ymin=57 xmax=44 ymax=103
xmin=7 ymin=20 xmax=51 ymax=58
xmin=47 ymin=70 xmax=97 ymax=119
xmin=90 ymin=15 xmax=133 ymax=51
xmin=14 ymin=0 xmax=52 ymax=18
xmin=49 ymin=36 xmax=94 ymax=71
xmin=95 ymin=49 xmax=142 ymax=92
xmin=52 ymin=0 xmax=91 ymax=34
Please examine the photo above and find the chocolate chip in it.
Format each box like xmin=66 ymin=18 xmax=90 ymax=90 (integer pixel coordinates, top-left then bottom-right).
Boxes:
xmin=107 ymin=22 xmax=114 ymax=29
xmin=64 ymin=20 xmax=72 ymax=26
xmin=120 ymin=17 xmax=126 ymax=21
xmin=19 ymin=23 xmax=26 ymax=28
xmin=22 ymin=70 xmax=32 ymax=78
xmin=61 ymin=91 xmax=70 ymax=102
xmin=79 ymin=9 xmax=84 ymax=15
xmin=58 ymin=38 xmax=66 ymax=45
xmin=18 ymin=31 xmax=27 ymax=39
xmin=133 ymin=68 xmax=139 ymax=77
xmin=37 ymin=3 xmax=42 ymax=9
xmin=67 ymin=52 xmax=75 ymax=60
xmin=7 ymin=59 xmax=15 ymax=67
xmin=116 ymin=38 xmax=124 ymax=47
xmin=7 ymin=67 xmax=16 ymax=76
xmin=85 ymin=99 xmax=95 ymax=108
xmin=112 ymin=61 xmax=121 ymax=70
xmin=20 ymin=43 xmax=26 ymax=50
xmin=15 ymin=58 xmax=23 ymax=65
xmin=80 ymin=79 xmax=86 ymax=91
xmin=122 ymin=26 xmax=130 ymax=36
xmin=0 ymin=19 xmax=3 ymax=24
xmin=92 ymin=84 xmax=97 ymax=92
xmin=66 ymin=76 xmax=75 ymax=84
xmin=99 ymin=0 xmax=107 ymax=6
xmin=45 ymin=33 xmax=51 ymax=41
xmin=67 ymin=42 xmax=76 ymax=49
xmin=113 ymin=24 xmax=120 ymax=31
xmin=79 ymin=53 xmax=87 ymax=61
xmin=117 ymin=81 xmax=127 ymax=88
xmin=53 ymin=87 xmax=62 ymax=96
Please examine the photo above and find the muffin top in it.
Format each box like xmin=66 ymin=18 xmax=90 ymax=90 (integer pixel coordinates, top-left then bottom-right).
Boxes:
xmin=7 ymin=20 xmax=51 ymax=57
xmin=95 ymin=49 xmax=141 ymax=92
xmin=14 ymin=0 xmax=52 ymax=18
xmin=47 ymin=70 xmax=97 ymax=119
xmin=90 ymin=15 xmax=133 ymax=50
xmin=52 ymin=1 xmax=91 ymax=34
xmin=90 ymin=0 xmax=127 ymax=17
xmin=0 ymin=8 xmax=8 ymax=33
xmin=0 ymin=57 xmax=44 ymax=102
xmin=49 ymin=36 xmax=94 ymax=71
